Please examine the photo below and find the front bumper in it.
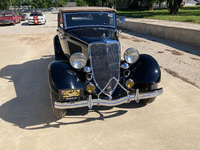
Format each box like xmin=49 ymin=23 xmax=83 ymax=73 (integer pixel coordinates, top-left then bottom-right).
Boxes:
xmin=28 ymin=20 xmax=45 ymax=24
xmin=0 ymin=20 xmax=13 ymax=25
xmin=55 ymin=88 xmax=163 ymax=109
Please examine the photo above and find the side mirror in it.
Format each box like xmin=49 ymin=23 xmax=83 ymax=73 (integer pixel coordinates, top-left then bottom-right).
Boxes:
xmin=119 ymin=18 xmax=125 ymax=24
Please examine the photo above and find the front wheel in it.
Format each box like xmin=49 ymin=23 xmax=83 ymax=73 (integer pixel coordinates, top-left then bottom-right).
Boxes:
xmin=140 ymin=83 xmax=158 ymax=105
xmin=50 ymin=92 xmax=67 ymax=119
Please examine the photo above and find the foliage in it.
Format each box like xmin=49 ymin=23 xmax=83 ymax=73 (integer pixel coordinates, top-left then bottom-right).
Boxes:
xmin=0 ymin=0 xmax=116 ymax=10
xmin=0 ymin=0 xmax=68 ymax=9
xmin=72 ymin=0 xmax=87 ymax=6
xmin=0 ymin=0 xmax=10 ymax=10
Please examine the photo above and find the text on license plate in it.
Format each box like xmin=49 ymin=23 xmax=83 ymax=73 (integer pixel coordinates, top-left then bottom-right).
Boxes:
xmin=61 ymin=89 xmax=81 ymax=98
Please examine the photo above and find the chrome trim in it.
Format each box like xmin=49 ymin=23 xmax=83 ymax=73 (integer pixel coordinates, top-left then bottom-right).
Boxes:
xmin=88 ymin=95 xmax=92 ymax=109
xmin=121 ymin=63 xmax=129 ymax=69
xmin=54 ymin=88 xmax=163 ymax=109
xmin=88 ymin=41 xmax=121 ymax=96
xmin=86 ymin=73 xmax=92 ymax=81
xmin=97 ymin=77 xmax=129 ymax=99
xmin=84 ymin=66 xmax=91 ymax=73
xmin=124 ymin=70 xmax=130 ymax=78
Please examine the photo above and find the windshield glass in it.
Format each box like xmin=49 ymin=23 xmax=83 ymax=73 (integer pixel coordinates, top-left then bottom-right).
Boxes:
xmin=64 ymin=12 xmax=115 ymax=29
xmin=2 ymin=14 xmax=13 ymax=17
xmin=30 ymin=13 xmax=42 ymax=16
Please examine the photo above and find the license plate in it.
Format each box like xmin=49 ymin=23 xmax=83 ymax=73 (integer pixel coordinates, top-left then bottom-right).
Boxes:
xmin=60 ymin=89 xmax=82 ymax=98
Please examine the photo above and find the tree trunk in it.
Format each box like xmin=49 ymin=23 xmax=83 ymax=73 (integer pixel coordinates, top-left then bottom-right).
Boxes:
xmin=169 ymin=1 xmax=178 ymax=14
xmin=168 ymin=0 xmax=182 ymax=14
xmin=149 ymin=3 xmax=153 ymax=10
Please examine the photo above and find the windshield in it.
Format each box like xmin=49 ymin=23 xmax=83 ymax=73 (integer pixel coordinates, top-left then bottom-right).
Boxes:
xmin=30 ymin=13 xmax=42 ymax=16
xmin=2 ymin=14 xmax=13 ymax=17
xmin=64 ymin=12 xmax=115 ymax=29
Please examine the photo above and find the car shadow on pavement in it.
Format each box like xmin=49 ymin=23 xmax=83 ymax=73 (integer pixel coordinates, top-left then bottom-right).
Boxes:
xmin=0 ymin=24 xmax=14 ymax=27
xmin=120 ymin=28 xmax=200 ymax=57
xmin=21 ymin=23 xmax=45 ymax=26
xmin=21 ymin=22 xmax=29 ymax=26
xmin=0 ymin=55 xmax=144 ymax=130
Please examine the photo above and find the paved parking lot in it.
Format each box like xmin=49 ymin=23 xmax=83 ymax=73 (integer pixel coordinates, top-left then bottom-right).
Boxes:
xmin=0 ymin=11 xmax=200 ymax=150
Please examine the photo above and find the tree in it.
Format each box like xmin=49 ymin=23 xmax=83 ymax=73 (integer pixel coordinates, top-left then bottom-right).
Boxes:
xmin=85 ymin=0 xmax=101 ymax=6
xmin=0 ymin=0 xmax=10 ymax=10
xmin=46 ymin=0 xmax=54 ymax=8
xmin=72 ymin=0 xmax=87 ymax=6
xmin=167 ymin=0 xmax=182 ymax=14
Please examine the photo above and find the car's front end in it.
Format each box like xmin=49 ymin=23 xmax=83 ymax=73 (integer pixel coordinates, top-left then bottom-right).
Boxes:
xmin=52 ymin=44 xmax=163 ymax=110
xmin=50 ymin=39 xmax=163 ymax=109
xmin=48 ymin=7 xmax=163 ymax=118
xmin=28 ymin=13 xmax=46 ymax=25
xmin=0 ymin=14 xmax=15 ymax=25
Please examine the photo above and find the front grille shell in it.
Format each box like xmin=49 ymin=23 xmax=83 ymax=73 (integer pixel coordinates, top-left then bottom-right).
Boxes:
xmin=89 ymin=41 xmax=121 ymax=94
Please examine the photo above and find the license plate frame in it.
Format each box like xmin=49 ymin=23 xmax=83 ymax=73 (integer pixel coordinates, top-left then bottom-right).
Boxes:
xmin=59 ymin=89 xmax=83 ymax=100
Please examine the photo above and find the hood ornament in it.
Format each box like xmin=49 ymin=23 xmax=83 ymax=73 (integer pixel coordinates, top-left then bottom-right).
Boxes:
xmin=101 ymin=33 xmax=107 ymax=41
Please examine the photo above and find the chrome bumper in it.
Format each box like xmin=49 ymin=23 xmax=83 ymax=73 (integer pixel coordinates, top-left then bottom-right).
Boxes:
xmin=0 ymin=20 xmax=12 ymax=24
xmin=54 ymin=88 xmax=163 ymax=109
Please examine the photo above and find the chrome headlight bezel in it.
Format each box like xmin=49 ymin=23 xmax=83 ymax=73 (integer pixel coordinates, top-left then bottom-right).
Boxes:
xmin=124 ymin=48 xmax=139 ymax=64
xmin=70 ymin=52 xmax=87 ymax=69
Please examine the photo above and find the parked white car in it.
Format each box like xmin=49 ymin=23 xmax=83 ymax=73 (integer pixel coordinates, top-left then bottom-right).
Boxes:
xmin=28 ymin=12 xmax=46 ymax=25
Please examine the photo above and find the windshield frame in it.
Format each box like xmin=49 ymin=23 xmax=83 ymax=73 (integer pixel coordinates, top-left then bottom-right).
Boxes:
xmin=63 ymin=12 xmax=116 ymax=30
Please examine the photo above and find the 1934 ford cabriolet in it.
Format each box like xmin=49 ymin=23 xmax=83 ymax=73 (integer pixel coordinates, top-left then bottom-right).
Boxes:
xmin=48 ymin=7 xmax=163 ymax=118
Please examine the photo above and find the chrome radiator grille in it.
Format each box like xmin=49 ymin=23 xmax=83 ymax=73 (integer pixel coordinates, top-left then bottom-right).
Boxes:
xmin=89 ymin=41 xmax=120 ymax=94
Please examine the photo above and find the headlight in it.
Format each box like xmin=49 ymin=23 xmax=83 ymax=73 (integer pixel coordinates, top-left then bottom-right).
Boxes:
xmin=70 ymin=53 xmax=87 ymax=69
xmin=124 ymin=48 xmax=139 ymax=64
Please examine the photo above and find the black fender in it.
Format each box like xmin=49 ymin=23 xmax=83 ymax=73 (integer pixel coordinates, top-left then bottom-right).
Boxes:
xmin=54 ymin=35 xmax=63 ymax=56
xmin=54 ymin=35 xmax=69 ymax=60
xmin=130 ymin=54 xmax=161 ymax=83
xmin=48 ymin=61 xmax=86 ymax=94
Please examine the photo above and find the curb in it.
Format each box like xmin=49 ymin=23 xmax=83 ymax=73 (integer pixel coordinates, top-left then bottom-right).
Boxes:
xmin=117 ymin=19 xmax=200 ymax=48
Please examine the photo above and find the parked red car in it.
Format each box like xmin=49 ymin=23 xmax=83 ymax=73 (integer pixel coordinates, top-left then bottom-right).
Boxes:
xmin=17 ymin=15 xmax=21 ymax=22
xmin=0 ymin=12 xmax=20 ymax=25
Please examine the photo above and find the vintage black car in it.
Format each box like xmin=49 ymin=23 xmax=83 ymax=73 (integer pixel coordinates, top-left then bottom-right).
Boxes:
xmin=48 ymin=7 xmax=163 ymax=118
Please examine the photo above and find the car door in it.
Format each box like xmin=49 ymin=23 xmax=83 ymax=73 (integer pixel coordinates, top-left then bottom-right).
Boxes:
xmin=57 ymin=13 xmax=70 ymax=56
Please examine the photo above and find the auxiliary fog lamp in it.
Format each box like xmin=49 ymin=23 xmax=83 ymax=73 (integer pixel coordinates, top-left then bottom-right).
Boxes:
xmin=126 ymin=79 xmax=134 ymax=89
xmin=86 ymin=83 xmax=95 ymax=93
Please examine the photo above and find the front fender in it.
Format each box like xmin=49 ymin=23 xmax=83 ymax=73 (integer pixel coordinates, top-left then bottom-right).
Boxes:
xmin=130 ymin=54 xmax=161 ymax=83
xmin=48 ymin=61 xmax=86 ymax=94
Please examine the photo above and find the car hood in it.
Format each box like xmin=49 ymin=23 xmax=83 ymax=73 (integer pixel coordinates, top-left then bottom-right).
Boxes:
xmin=67 ymin=28 xmax=117 ymax=44
xmin=29 ymin=16 xmax=44 ymax=19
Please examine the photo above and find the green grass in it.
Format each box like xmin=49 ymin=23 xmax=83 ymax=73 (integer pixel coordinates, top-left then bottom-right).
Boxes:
xmin=117 ymin=7 xmax=200 ymax=24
